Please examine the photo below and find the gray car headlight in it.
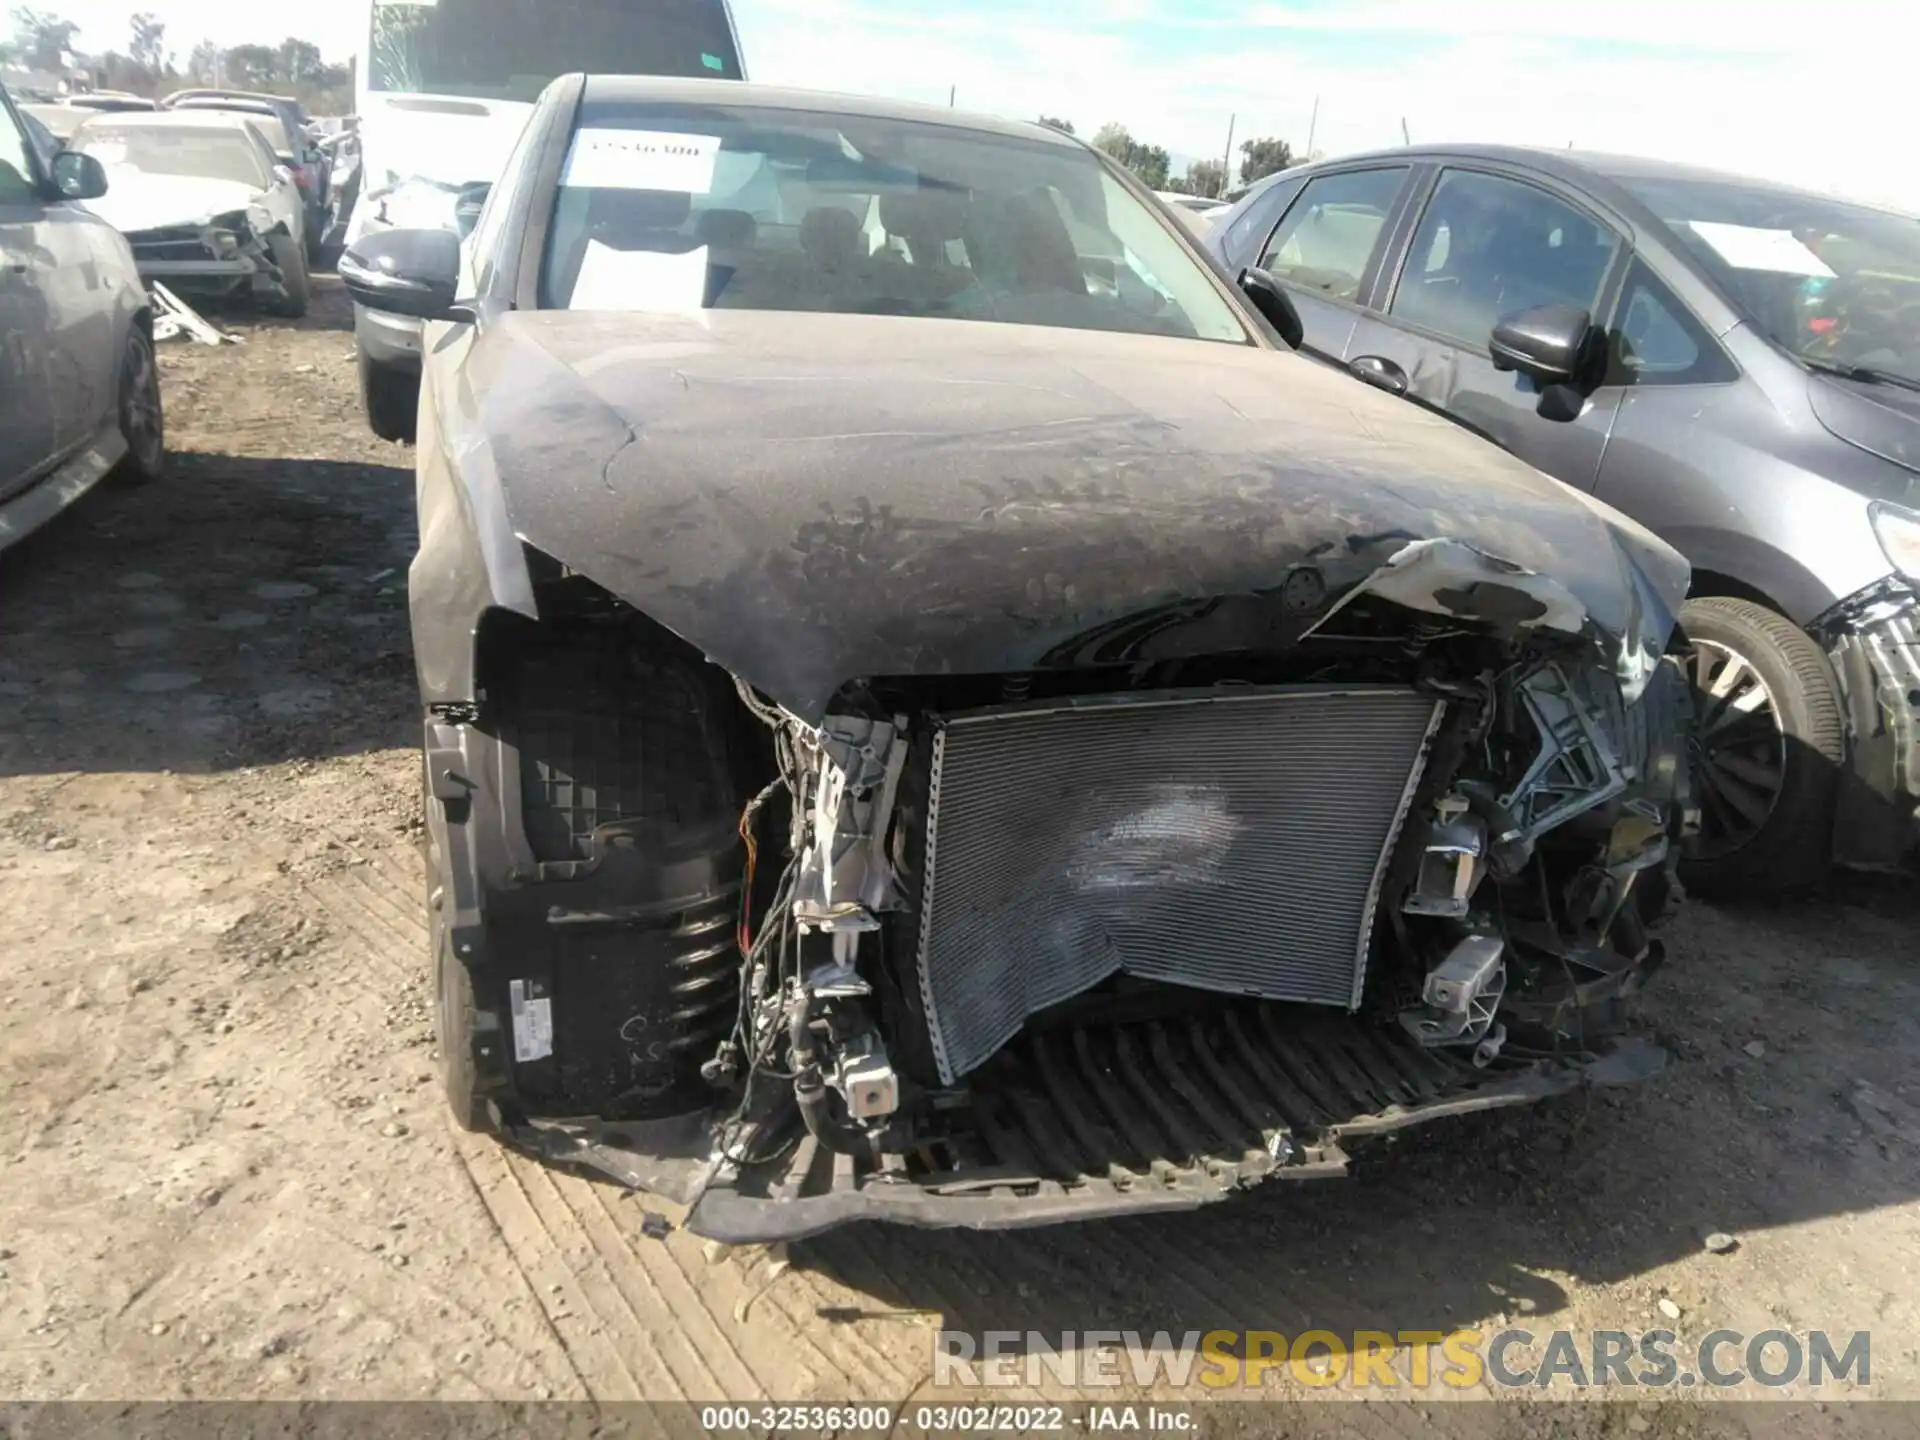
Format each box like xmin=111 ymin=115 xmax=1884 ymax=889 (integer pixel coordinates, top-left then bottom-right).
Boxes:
xmin=1869 ymin=501 xmax=1920 ymax=582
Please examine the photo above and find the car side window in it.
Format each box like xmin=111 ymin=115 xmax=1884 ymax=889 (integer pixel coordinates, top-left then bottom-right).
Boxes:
xmin=0 ymin=95 xmax=42 ymax=204
xmin=1608 ymin=258 xmax=1737 ymax=385
xmin=1257 ymin=167 xmax=1407 ymax=303
xmin=1221 ymin=174 xmax=1303 ymax=271
xmin=1390 ymin=168 xmax=1619 ymax=349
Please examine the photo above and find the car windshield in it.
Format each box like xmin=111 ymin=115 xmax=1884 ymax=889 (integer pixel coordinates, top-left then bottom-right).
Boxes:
xmin=369 ymin=0 xmax=743 ymax=102
xmin=539 ymin=101 xmax=1251 ymax=346
xmin=1624 ymin=173 xmax=1920 ymax=386
xmin=173 ymin=104 xmax=291 ymax=155
xmin=74 ymin=124 xmax=269 ymax=189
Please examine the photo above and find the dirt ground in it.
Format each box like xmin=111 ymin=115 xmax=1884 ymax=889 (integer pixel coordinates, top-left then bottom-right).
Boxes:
xmin=2 ymin=280 xmax=1919 ymax=1433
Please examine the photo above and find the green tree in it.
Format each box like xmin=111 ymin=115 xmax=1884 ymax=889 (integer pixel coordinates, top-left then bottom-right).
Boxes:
xmin=1183 ymin=157 xmax=1226 ymax=198
xmin=277 ymin=36 xmax=322 ymax=84
xmin=1037 ymin=115 xmax=1075 ymax=135
xmin=222 ymin=42 xmax=279 ymax=88
xmin=1091 ymin=122 xmax=1170 ymax=190
xmin=128 ymin=12 xmax=166 ymax=77
xmin=5 ymin=7 xmax=79 ymax=70
xmin=1239 ymin=136 xmax=1295 ymax=185
xmin=185 ymin=37 xmax=221 ymax=84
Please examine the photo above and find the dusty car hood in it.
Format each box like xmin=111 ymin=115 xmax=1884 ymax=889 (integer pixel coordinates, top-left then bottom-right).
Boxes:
xmin=1809 ymin=373 xmax=1920 ymax=483
xmin=459 ymin=310 xmax=1689 ymax=721
xmin=85 ymin=169 xmax=262 ymax=233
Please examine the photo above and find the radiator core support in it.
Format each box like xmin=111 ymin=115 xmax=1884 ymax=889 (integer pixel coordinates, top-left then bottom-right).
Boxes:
xmin=910 ymin=686 xmax=1445 ymax=1084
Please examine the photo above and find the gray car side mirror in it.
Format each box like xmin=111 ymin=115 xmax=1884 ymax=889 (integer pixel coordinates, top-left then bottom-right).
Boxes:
xmin=50 ymin=151 xmax=109 ymax=202
xmin=1489 ymin=304 xmax=1596 ymax=385
xmin=340 ymin=228 xmax=464 ymax=322
xmin=1237 ymin=266 xmax=1306 ymax=350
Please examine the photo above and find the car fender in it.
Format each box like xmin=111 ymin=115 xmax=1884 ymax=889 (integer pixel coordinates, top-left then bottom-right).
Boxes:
xmin=409 ymin=320 xmax=537 ymax=708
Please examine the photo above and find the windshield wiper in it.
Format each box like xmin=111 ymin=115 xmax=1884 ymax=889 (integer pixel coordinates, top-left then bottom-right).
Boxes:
xmin=1801 ymin=355 xmax=1920 ymax=395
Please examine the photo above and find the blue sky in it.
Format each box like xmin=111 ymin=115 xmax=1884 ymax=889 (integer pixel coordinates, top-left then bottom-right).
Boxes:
xmin=38 ymin=0 xmax=1918 ymax=208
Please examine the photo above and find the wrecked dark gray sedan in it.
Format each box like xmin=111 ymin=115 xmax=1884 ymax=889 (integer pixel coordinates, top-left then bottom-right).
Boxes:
xmin=343 ymin=76 xmax=1699 ymax=1242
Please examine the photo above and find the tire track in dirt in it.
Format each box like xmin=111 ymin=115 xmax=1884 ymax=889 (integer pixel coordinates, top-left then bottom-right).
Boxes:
xmin=326 ymin=828 xmax=930 ymax=1401
xmin=448 ymin=1137 xmax=605 ymax=1398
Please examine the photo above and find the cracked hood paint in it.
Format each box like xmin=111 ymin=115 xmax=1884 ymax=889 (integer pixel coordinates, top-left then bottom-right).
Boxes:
xmin=453 ymin=309 xmax=1689 ymax=721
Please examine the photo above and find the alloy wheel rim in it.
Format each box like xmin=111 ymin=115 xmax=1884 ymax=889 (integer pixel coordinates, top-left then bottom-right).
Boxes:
xmin=1685 ymin=639 xmax=1788 ymax=859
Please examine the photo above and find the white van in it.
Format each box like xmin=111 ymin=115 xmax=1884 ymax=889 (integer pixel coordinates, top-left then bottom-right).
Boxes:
xmin=346 ymin=0 xmax=746 ymax=439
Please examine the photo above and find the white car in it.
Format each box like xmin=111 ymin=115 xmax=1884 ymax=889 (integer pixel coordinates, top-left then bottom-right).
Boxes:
xmin=66 ymin=109 xmax=311 ymax=316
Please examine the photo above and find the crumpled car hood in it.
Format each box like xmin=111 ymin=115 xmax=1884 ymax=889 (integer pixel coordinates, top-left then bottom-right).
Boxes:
xmin=84 ymin=168 xmax=262 ymax=233
xmin=456 ymin=310 xmax=1689 ymax=721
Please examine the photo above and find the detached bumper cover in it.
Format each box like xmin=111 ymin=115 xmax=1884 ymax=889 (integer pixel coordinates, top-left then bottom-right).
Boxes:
xmin=1818 ymin=579 xmax=1920 ymax=868
xmin=511 ymin=1006 xmax=1668 ymax=1244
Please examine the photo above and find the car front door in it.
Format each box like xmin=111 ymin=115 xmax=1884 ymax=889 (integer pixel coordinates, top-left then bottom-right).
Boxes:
xmin=1249 ymin=165 xmax=1414 ymax=366
xmin=1343 ymin=165 xmax=1630 ymax=490
xmin=0 ymin=89 xmax=57 ymax=500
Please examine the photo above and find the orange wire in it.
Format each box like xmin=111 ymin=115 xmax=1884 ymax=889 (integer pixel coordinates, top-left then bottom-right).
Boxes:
xmin=737 ymin=803 xmax=759 ymax=958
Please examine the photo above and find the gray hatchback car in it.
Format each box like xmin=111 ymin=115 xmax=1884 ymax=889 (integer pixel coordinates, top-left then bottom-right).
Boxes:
xmin=1206 ymin=145 xmax=1920 ymax=890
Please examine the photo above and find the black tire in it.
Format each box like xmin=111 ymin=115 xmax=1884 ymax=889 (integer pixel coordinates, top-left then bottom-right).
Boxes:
xmin=264 ymin=231 xmax=311 ymax=318
xmin=1678 ymin=596 xmax=1846 ymax=897
xmin=359 ymin=350 xmax=419 ymax=444
xmin=427 ymin=817 xmax=491 ymax=1132
xmin=111 ymin=323 xmax=165 ymax=485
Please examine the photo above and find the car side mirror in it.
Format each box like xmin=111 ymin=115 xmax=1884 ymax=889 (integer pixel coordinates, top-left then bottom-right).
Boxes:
xmin=50 ymin=151 xmax=109 ymax=202
xmin=1237 ymin=265 xmax=1305 ymax=349
xmin=339 ymin=228 xmax=464 ymax=321
xmin=273 ymin=163 xmax=294 ymax=185
xmin=1489 ymin=304 xmax=1596 ymax=385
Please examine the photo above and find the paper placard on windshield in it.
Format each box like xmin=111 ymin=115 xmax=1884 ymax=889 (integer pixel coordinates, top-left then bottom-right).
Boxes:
xmin=1686 ymin=221 xmax=1836 ymax=278
xmin=563 ymin=128 xmax=721 ymax=194
xmin=571 ymin=240 xmax=710 ymax=313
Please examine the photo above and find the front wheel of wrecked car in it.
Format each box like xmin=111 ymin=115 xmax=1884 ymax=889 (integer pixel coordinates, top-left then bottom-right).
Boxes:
xmin=112 ymin=322 xmax=164 ymax=485
xmin=359 ymin=352 xmax=418 ymax=445
xmin=432 ymin=921 xmax=491 ymax=1133
xmin=426 ymin=818 xmax=491 ymax=1133
xmin=264 ymin=231 xmax=312 ymax=319
xmin=1678 ymin=596 xmax=1845 ymax=897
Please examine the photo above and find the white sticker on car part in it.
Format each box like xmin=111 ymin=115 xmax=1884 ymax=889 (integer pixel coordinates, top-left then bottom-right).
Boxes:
xmin=563 ymin=128 xmax=721 ymax=194
xmin=570 ymin=239 xmax=709 ymax=313
xmin=508 ymin=979 xmax=553 ymax=1063
xmin=1685 ymin=222 xmax=1836 ymax=278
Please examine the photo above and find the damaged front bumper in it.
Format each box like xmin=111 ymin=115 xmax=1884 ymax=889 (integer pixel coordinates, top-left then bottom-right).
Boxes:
xmin=514 ymin=1011 xmax=1668 ymax=1244
xmin=1816 ymin=578 xmax=1920 ymax=869
xmin=125 ymin=212 xmax=293 ymax=305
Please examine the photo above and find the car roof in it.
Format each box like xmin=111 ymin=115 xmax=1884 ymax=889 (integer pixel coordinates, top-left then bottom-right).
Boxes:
xmin=67 ymin=94 xmax=157 ymax=109
xmin=78 ymin=109 xmax=268 ymax=135
xmin=172 ymin=96 xmax=279 ymax=115
xmin=23 ymin=102 xmax=89 ymax=129
xmin=575 ymin=75 xmax=1084 ymax=148
xmin=1279 ymin=142 xmax=1914 ymax=217
xmin=168 ymin=88 xmax=300 ymax=107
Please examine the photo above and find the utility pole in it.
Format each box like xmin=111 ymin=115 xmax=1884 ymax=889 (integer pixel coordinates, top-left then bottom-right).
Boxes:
xmin=1306 ymin=95 xmax=1319 ymax=160
xmin=1219 ymin=112 xmax=1235 ymax=197
xmin=1400 ymin=116 xmax=1411 ymax=146
xmin=948 ymin=84 xmax=955 ymax=108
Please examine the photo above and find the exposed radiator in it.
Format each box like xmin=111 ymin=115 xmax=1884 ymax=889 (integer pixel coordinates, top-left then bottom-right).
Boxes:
xmin=912 ymin=686 xmax=1443 ymax=1084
